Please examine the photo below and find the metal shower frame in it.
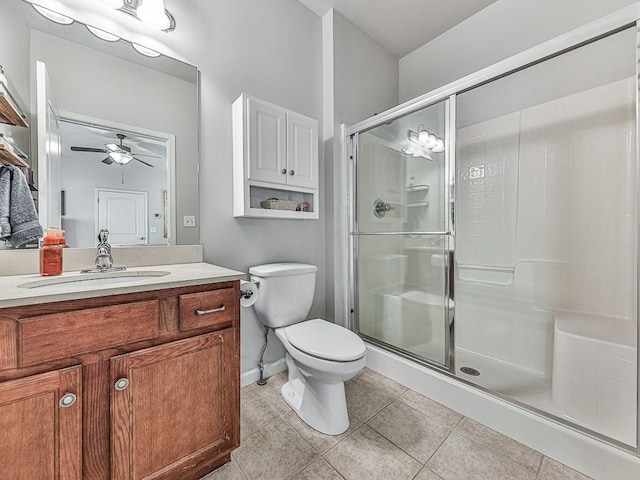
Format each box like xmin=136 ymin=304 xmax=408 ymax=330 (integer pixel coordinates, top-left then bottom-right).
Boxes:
xmin=343 ymin=4 xmax=640 ymax=456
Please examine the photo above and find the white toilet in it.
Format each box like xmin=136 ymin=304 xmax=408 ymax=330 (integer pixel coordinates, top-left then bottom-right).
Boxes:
xmin=250 ymin=263 xmax=366 ymax=435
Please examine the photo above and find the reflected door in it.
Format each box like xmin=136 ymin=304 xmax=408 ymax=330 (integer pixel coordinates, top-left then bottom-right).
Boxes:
xmin=352 ymin=100 xmax=453 ymax=367
xmin=96 ymin=188 xmax=148 ymax=245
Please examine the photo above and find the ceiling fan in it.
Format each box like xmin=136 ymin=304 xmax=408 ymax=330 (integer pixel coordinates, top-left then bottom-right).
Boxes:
xmin=70 ymin=133 xmax=159 ymax=167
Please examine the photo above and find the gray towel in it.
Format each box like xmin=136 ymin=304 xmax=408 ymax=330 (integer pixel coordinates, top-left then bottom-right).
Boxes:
xmin=0 ymin=165 xmax=43 ymax=248
xmin=0 ymin=166 xmax=10 ymax=238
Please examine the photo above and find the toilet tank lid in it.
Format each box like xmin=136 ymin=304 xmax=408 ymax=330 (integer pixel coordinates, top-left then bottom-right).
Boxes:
xmin=249 ymin=263 xmax=317 ymax=277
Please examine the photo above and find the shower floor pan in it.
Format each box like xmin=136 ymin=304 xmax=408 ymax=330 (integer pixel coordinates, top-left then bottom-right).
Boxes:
xmin=455 ymin=347 xmax=549 ymax=396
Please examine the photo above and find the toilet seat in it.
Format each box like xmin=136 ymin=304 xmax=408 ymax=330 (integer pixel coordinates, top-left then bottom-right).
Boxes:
xmin=284 ymin=319 xmax=366 ymax=362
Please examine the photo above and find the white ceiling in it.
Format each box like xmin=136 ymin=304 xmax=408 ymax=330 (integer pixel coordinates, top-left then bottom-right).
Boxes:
xmin=299 ymin=0 xmax=499 ymax=57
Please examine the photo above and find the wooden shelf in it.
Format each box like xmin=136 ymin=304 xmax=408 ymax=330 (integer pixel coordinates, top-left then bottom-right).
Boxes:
xmin=0 ymin=143 xmax=29 ymax=168
xmin=0 ymin=83 xmax=28 ymax=128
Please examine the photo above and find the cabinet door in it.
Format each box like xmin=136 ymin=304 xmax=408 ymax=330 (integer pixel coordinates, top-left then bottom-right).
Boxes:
xmin=286 ymin=111 xmax=318 ymax=189
xmin=111 ymin=330 xmax=238 ymax=480
xmin=0 ymin=366 xmax=82 ymax=480
xmin=248 ymin=97 xmax=287 ymax=184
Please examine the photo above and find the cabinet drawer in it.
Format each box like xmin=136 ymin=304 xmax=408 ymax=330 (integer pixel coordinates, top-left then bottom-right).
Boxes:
xmin=179 ymin=288 xmax=236 ymax=331
xmin=19 ymin=301 xmax=159 ymax=367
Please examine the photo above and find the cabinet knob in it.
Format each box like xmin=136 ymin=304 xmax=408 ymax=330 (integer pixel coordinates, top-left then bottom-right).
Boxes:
xmin=59 ymin=393 xmax=77 ymax=408
xmin=289 ymin=170 xmax=295 ymax=175
xmin=115 ymin=378 xmax=130 ymax=391
xmin=281 ymin=169 xmax=287 ymax=174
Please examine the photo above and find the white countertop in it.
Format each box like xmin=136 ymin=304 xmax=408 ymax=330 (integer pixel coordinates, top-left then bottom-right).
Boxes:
xmin=0 ymin=262 xmax=245 ymax=309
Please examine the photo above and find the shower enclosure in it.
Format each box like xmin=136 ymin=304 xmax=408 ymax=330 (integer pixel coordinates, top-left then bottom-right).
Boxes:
xmin=346 ymin=20 xmax=639 ymax=453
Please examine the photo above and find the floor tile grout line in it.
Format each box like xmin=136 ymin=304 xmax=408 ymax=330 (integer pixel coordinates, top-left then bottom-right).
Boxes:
xmin=423 ymin=415 xmax=465 ymax=471
xmin=285 ymin=452 xmax=322 ymax=480
xmin=230 ymin=453 xmax=250 ymax=480
xmin=395 ymin=394 xmax=463 ymax=431
xmin=453 ymin=417 xmax=543 ymax=474
xmin=363 ymin=402 xmax=434 ymax=466
xmin=534 ymin=452 xmax=545 ymax=478
xmin=355 ymin=374 xmax=408 ymax=399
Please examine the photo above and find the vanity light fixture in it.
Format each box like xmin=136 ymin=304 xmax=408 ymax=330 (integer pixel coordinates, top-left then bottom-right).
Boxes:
xmin=136 ymin=0 xmax=172 ymax=30
xmin=407 ymin=126 xmax=445 ymax=154
xmin=96 ymin=0 xmax=175 ymax=31
xmin=132 ymin=43 xmax=161 ymax=57
xmin=86 ymin=25 xmax=121 ymax=42
xmin=32 ymin=4 xmax=74 ymax=25
xmin=99 ymin=0 xmax=124 ymax=8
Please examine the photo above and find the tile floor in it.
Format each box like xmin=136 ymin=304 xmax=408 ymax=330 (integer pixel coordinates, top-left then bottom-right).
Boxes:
xmin=201 ymin=368 xmax=593 ymax=480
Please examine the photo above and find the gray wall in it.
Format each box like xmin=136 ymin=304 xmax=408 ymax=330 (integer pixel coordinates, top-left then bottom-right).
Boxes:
xmin=324 ymin=10 xmax=399 ymax=326
xmin=175 ymin=0 xmax=325 ymax=374
xmin=399 ymin=0 xmax=640 ymax=101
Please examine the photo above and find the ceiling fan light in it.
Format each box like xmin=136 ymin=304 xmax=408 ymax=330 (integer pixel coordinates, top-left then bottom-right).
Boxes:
xmin=136 ymin=0 xmax=171 ymax=30
xmin=132 ymin=43 xmax=161 ymax=58
xmin=32 ymin=5 xmax=74 ymax=25
xmin=109 ymin=151 xmax=133 ymax=165
xmin=86 ymin=25 xmax=120 ymax=42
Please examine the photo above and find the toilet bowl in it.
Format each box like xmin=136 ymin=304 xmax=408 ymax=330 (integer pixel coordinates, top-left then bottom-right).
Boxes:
xmin=249 ymin=263 xmax=366 ymax=435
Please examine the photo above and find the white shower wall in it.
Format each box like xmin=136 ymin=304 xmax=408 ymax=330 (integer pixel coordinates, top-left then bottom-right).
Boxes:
xmin=456 ymin=76 xmax=636 ymax=319
xmin=455 ymin=75 xmax=637 ymax=443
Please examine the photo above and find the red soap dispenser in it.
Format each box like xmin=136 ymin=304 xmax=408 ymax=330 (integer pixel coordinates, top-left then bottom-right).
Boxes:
xmin=40 ymin=231 xmax=63 ymax=276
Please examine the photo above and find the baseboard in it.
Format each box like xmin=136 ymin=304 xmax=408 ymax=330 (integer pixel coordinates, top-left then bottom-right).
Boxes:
xmin=241 ymin=358 xmax=287 ymax=388
xmin=365 ymin=344 xmax=640 ymax=480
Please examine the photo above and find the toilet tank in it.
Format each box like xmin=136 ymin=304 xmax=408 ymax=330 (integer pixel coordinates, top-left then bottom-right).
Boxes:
xmin=249 ymin=263 xmax=317 ymax=328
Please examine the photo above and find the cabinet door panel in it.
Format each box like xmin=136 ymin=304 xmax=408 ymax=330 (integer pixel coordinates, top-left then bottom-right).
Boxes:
xmin=248 ymin=98 xmax=286 ymax=184
xmin=111 ymin=330 xmax=237 ymax=480
xmin=0 ymin=366 xmax=82 ymax=480
xmin=286 ymin=111 xmax=318 ymax=189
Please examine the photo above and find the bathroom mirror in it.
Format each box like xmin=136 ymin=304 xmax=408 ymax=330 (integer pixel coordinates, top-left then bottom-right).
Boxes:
xmin=0 ymin=0 xmax=199 ymax=248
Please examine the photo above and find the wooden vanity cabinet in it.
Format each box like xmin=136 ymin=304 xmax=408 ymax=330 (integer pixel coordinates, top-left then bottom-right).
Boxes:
xmin=0 ymin=280 xmax=240 ymax=480
xmin=0 ymin=366 xmax=82 ymax=479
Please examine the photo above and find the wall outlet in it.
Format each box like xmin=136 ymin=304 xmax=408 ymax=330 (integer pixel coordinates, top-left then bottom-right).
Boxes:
xmin=183 ymin=215 xmax=196 ymax=227
xmin=150 ymin=227 xmax=157 ymax=233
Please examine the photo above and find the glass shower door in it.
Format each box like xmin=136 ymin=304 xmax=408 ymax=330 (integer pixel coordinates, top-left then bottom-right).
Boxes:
xmin=352 ymin=99 xmax=453 ymax=367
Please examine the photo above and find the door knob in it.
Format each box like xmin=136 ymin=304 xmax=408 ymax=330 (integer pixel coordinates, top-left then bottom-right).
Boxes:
xmin=289 ymin=170 xmax=295 ymax=175
xmin=281 ymin=168 xmax=287 ymax=174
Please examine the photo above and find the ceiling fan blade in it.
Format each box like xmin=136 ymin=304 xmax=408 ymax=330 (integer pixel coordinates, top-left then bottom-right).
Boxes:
xmin=133 ymin=157 xmax=154 ymax=167
xmin=71 ymin=146 xmax=107 ymax=153
xmin=102 ymin=157 xmax=115 ymax=165
xmin=130 ymin=152 xmax=161 ymax=158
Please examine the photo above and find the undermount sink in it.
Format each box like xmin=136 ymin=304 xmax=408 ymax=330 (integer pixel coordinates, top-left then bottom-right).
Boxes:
xmin=18 ymin=270 xmax=171 ymax=289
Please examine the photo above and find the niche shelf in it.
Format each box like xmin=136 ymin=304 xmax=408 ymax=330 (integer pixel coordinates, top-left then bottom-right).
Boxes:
xmin=0 ymin=82 xmax=28 ymax=128
xmin=406 ymin=201 xmax=429 ymax=208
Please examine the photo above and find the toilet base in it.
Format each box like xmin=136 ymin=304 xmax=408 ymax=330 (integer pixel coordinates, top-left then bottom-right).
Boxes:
xmin=281 ymin=355 xmax=351 ymax=435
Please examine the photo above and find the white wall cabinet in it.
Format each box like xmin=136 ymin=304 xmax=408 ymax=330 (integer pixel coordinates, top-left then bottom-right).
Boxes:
xmin=233 ymin=93 xmax=319 ymax=219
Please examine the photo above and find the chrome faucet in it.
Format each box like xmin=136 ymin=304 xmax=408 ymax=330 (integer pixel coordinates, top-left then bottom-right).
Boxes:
xmin=95 ymin=229 xmax=113 ymax=269
xmin=81 ymin=229 xmax=125 ymax=273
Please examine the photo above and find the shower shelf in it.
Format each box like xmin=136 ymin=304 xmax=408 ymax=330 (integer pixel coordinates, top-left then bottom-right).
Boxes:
xmin=406 ymin=185 xmax=429 ymax=192
xmin=406 ymin=201 xmax=429 ymax=207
